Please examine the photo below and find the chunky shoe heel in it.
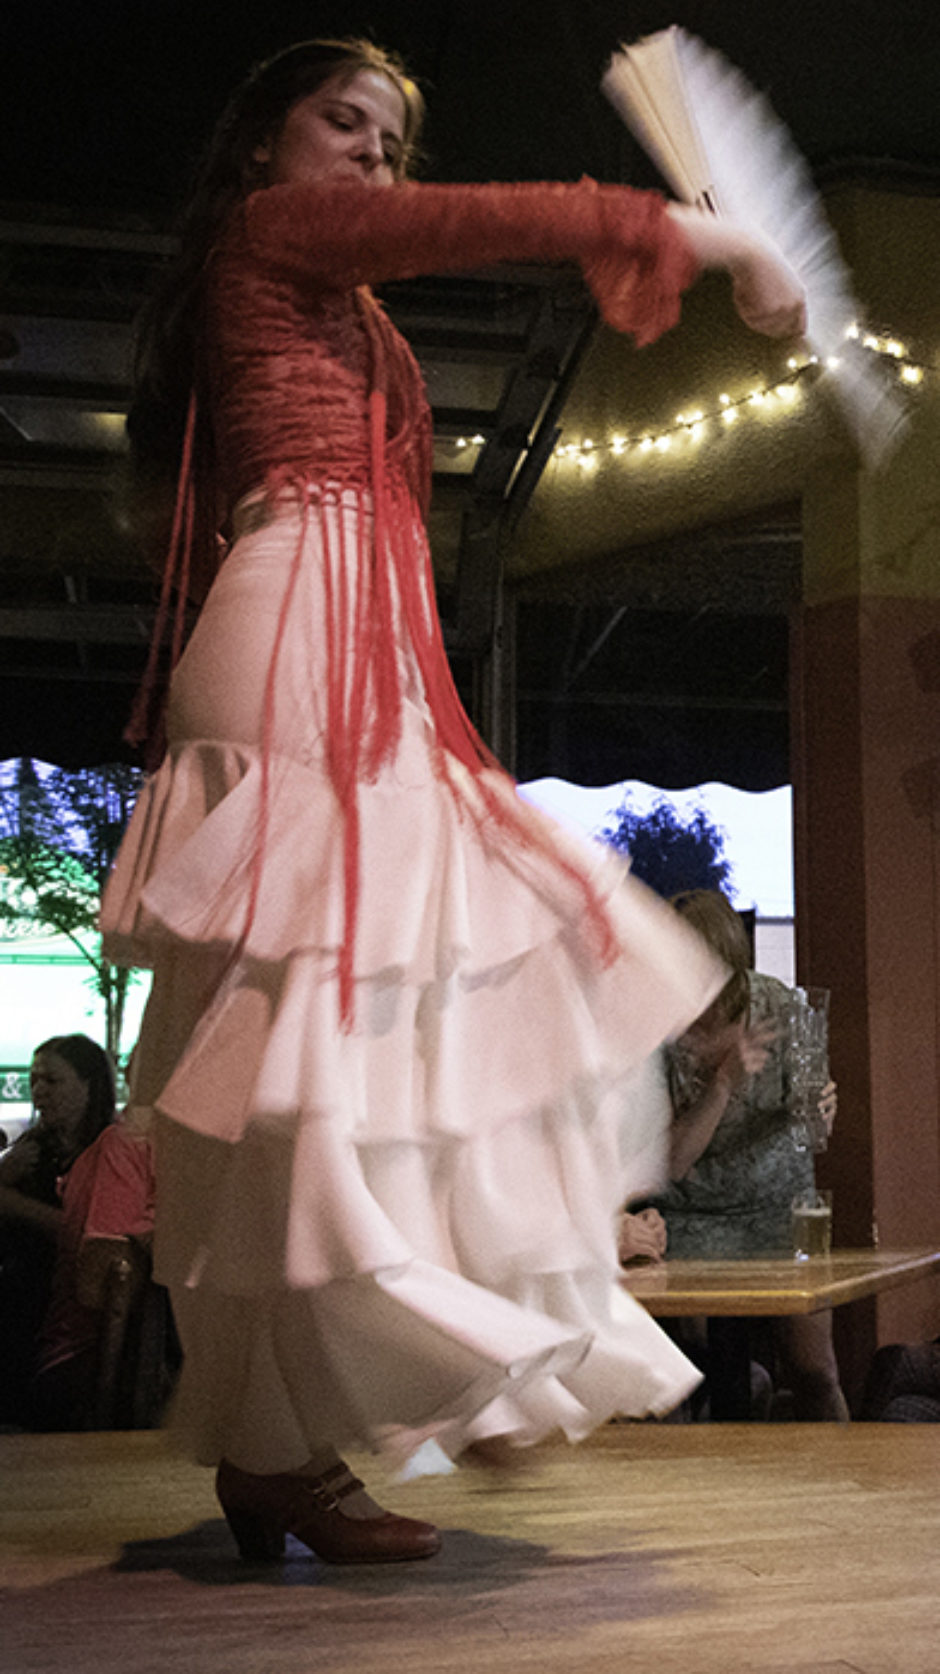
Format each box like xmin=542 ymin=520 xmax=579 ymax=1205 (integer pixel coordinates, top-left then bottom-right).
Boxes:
xmin=215 ymin=1457 xmax=440 ymax=1565
xmin=222 ymin=1505 xmax=286 ymax=1562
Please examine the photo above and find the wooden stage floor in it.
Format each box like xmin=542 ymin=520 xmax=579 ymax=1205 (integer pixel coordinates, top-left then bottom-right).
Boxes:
xmin=1 ymin=1424 xmax=938 ymax=1674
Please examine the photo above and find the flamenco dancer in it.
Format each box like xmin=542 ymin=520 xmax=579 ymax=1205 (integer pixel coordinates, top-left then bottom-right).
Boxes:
xmin=102 ymin=37 xmax=806 ymax=1564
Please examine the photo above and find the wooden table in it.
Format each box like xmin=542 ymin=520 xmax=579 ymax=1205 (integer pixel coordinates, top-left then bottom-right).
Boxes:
xmin=623 ymin=1247 xmax=940 ymax=1418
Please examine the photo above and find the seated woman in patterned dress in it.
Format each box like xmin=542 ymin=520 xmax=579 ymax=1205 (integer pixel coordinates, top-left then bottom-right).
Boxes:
xmin=647 ymin=890 xmax=848 ymax=1421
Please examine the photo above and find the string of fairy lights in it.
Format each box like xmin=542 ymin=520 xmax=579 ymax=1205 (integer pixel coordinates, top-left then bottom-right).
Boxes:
xmin=445 ymin=325 xmax=928 ymax=471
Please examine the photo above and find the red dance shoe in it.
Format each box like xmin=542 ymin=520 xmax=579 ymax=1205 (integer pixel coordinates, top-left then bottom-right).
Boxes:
xmin=216 ymin=1458 xmax=442 ymax=1564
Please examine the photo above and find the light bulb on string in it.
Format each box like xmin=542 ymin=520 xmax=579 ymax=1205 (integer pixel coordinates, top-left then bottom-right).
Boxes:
xmin=551 ymin=320 xmax=928 ymax=471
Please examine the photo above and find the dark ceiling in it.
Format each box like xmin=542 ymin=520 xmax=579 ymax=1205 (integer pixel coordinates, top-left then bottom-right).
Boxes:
xmin=6 ymin=0 xmax=939 ymax=206
xmin=2 ymin=0 xmax=938 ymax=787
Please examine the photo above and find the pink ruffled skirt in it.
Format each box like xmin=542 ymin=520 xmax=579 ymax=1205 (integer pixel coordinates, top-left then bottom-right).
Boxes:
xmin=101 ymin=494 xmax=721 ymax=1470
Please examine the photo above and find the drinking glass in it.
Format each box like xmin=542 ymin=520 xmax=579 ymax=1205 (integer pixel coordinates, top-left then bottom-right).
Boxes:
xmin=792 ymin=1188 xmax=833 ymax=1259
xmin=787 ymin=985 xmax=831 ymax=1153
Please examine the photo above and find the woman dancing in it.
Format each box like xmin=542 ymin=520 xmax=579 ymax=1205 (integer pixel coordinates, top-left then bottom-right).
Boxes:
xmin=102 ymin=36 xmax=806 ymax=1564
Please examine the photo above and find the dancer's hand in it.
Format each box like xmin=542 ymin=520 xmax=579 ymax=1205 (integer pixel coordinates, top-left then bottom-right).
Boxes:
xmin=728 ymin=238 xmax=807 ymax=337
xmin=667 ymin=205 xmax=807 ymax=339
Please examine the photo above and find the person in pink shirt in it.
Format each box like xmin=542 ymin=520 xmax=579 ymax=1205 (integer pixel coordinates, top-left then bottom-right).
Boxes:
xmin=31 ymin=1111 xmax=156 ymax=1430
xmin=0 ymin=1033 xmax=115 ymax=1424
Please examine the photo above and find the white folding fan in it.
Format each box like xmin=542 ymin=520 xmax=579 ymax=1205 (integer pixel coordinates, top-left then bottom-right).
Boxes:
xmin=601 ymin=26 xmax=907 ymax=465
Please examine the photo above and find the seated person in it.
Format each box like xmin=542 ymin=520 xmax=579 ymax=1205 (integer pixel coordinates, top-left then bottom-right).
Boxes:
xmin=30 ymin=1106 xmax=157 ymax=1430
xmin=642 ymin=889 xmax=848 ymax=1421
xmin=860 ymin=1338 xmax=940 ymax=1423
xmin=0 ymin=1034 xmax=115 ymax=1424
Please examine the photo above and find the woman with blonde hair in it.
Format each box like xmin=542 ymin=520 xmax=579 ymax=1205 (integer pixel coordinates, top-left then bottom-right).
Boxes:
xmin=651 ymin=890 xmax=848 ymax=1420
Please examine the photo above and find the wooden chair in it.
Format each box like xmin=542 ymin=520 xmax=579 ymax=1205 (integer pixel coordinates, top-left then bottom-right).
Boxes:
xmin=76 ymin=1236 xmax=180 ymax=1430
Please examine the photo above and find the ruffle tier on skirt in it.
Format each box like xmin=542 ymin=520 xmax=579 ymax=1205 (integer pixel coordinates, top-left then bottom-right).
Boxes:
xmin=101 ymin=494 xmax=723 ymax=1469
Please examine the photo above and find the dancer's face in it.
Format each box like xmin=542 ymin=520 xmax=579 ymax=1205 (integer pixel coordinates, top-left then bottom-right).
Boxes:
xmin=254 ymin=68 xmax=407 ymax=189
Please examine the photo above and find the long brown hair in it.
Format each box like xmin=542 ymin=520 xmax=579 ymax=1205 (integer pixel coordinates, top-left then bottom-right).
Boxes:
xmin=129 ymin=37 xmax=425 ymax=496
xmin=32 ymin=1033 xmax=116 ymax=1156
xmin=670 ymin=889 xmax=752 ymax=1026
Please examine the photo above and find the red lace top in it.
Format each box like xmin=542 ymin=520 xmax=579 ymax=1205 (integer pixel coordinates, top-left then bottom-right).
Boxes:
xmin=206 ymin=178 xmax=697 ymax=513
xmin=133 ymin=180 xmax=699 ymax=1019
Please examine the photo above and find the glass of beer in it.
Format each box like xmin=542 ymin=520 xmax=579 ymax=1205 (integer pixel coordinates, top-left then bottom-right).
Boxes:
xmin=792 ymin=1189 xmax=833 ymax=1259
